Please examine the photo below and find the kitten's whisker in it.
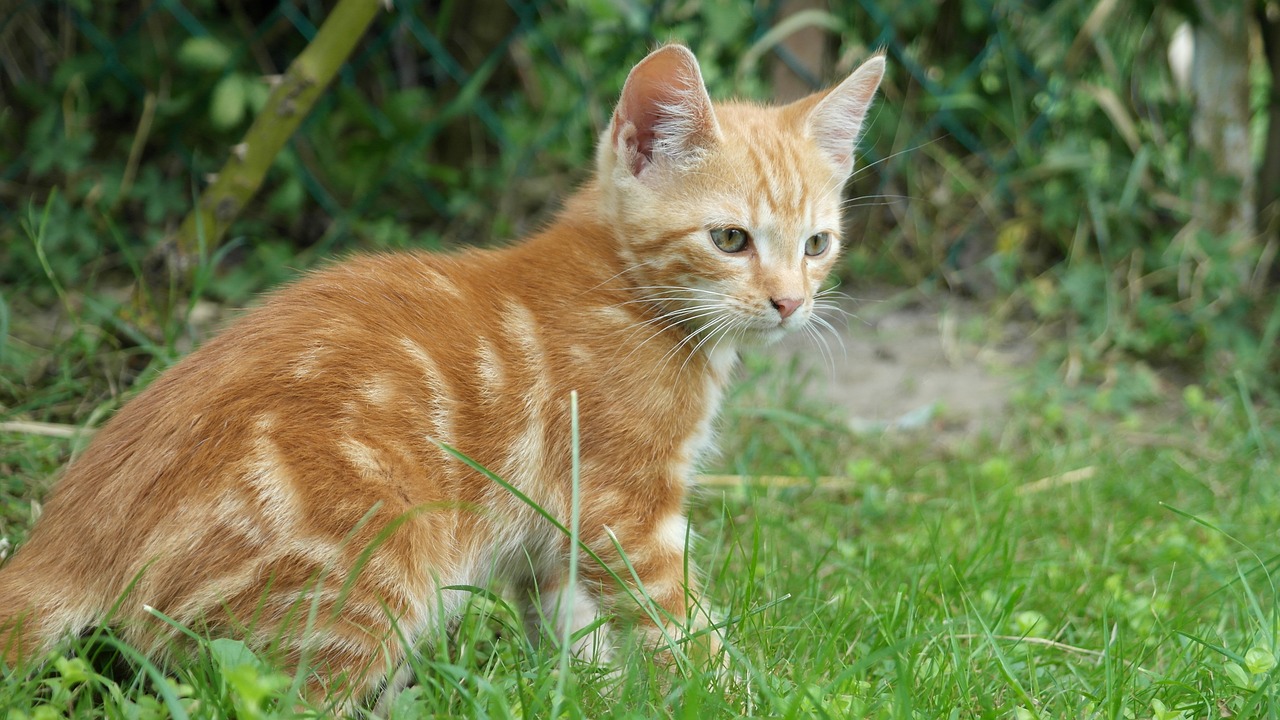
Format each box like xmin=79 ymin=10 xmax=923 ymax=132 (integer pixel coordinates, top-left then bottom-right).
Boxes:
xmin=679 ymin=314 xmax=737 ymax=374
xmin=812 ymin=301 xmax=856 ymax=321
xmin=636 ymin=303 xmax=728 ymax=327
xmin=815 ymin=278 xmax=881 ymax=305
xmin=610 ymin=286 xmax=736 ymax=314
xmin=811 ymin=299 xmax=848 ymax=308
xmin=818 ymin=170 xmax=855 ymax=207
xmin=627 ymin=284 xmax=731 ymax=293
xmin=576 ymin=258 xmax=659 ymax=298
xmin=808 ymin=324 xmax=829 ymax=376
xmin=840 ymin=192 xmax=913 ymax=202
xmin=694 ymin=315 xmax=747 ymax=375
xmin=809 ymin=314 xmax=848 ymax=362
xmin=812 ymin=301 xmax=857 ymax=316
xmin=656 ymin=320 xmax=711 ymax=373
xmin=840 ymin=199 xmax=912 ymax=212
xmin=704 ymin=315 xmax=752 ymax=376
xmin=617 ymin=308 xmax=725 ymax=345
xmin=815 ymin=302 xmax=869 ymax=328
xmin=717 ymin=318 xmax=750 ymax=367
xmin=645 ymin=303 xmax=726 ymax=319
xmin=663 ymin=313 xmax=733 ymax=374
xmin=814 ymin=286 xmax=877 ymax=327
xmin=625 ymin=285 xmax=736 ymax=299
xmin=839 ymin=193 xmax=915 ymax=210
xmin=614 ymin=306 xmax=727 ymax=366
xmin=814 ymin=288 xmax=857 ymax=301
xmin=802 ymin=323 xmax=837 ymax=383
xmin=614 ymin=297 xmax=725 ymax=321
xmin=848 ymin=137 xmax=944 ymax=183
xmin=615 ymin=311 xmax=717 ymax=357
xmin=615 ymin=296 xmax=728 ymax=309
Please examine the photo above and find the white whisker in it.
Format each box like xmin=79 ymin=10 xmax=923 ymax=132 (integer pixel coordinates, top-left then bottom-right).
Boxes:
xmin=655 ymin=320 xmax=712 ymax=373
xmin=808 ymin=314 xmax=848 ymax=361
xmin=705 ymin=317 xmax=741 ymax=370
xmin=802 ymin=323 xmax=837 ymax=383
xmin=848 ymin=137 xmax=944 ymax=183
xmin=840 ymin=193 xmax=915 ymax=210
xmin=575 ymin=258 xmax=658 ymax=298
xmin=626 ymin=285 xmax=735 ymax=297
xmin=814 ymin=302 xmax=868 ymax=328
xmin=614 ymin=306 xmax=727 ymax=364
xmin=680 ymin=314 xmax=737 ymax=374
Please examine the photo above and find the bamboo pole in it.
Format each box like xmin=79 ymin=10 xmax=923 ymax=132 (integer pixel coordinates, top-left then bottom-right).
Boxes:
xmin=171 ymin=0 xmax=383 ymax=269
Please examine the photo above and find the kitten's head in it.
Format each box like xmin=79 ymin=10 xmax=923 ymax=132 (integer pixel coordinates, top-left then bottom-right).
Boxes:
xmin=596 ymin=44 xmax=884 ymax=347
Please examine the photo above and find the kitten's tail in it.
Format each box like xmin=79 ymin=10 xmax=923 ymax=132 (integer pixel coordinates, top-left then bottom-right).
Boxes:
xmin=0 ymin=550 xmax=101 ymax=668
xmin=0 ymin=562 xmax=53 ymax=668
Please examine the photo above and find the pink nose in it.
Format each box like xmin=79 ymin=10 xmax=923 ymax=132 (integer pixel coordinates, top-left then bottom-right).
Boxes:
xmin=771 ymin=297 xmax=802 ymax=319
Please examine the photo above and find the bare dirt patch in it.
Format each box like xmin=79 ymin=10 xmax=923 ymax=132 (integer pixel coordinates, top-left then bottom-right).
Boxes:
xmin=767 ymin=288 xmax=1036 ymax=439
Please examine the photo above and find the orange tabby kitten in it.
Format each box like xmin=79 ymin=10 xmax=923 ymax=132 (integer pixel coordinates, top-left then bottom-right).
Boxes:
xmin=0 ymin=45 xmax=884 ymax=709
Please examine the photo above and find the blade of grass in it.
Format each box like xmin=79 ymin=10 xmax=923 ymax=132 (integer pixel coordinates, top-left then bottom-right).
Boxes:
xmin=551 ymin=389 xmax=582 ymax=717
xmin=91 ymin=636 xmax=192 ymax=720
xmin=0 ymin=290 xmax=9 ymax=366
xmin=24 ymin=190 xmax=74 ymax=322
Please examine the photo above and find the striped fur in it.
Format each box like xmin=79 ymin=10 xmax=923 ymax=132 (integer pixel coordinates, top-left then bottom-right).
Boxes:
xmin=0 ymin=45 xmax=883 ymax=709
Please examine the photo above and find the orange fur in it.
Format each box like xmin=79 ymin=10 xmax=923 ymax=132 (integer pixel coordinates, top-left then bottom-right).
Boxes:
xmin=0 ymin=45 xmax=884 ymax=709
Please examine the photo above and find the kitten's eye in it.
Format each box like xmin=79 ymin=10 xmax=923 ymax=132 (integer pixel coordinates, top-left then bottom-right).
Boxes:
xmin=805 ymin=232 xmax=831 ymax=257
xmin=710 ymin=227 xmax=750 ymax=254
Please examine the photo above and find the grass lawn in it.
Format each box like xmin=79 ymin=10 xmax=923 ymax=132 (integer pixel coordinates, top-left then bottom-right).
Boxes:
xmin=2 ymin=297 xmax=1277 ymax=719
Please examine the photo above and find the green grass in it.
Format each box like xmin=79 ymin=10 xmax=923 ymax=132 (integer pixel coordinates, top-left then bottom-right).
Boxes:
xmin=3 ymin=329 xmax=1278 ymax=717
xmin=2 ymin=224 xmax=1278 ymax=718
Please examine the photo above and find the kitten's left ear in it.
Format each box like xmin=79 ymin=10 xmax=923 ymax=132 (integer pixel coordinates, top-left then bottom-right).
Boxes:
xmin=801 ymin=53 xmax=886 ymax=176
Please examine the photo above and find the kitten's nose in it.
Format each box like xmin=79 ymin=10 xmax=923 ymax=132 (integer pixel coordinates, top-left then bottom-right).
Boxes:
xmin=771 ymin=297 xmax=802 ymax=319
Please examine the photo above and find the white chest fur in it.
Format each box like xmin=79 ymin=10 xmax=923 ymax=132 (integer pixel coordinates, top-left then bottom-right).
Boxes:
xmin=679 ymin=343 xmax=738 ymax=479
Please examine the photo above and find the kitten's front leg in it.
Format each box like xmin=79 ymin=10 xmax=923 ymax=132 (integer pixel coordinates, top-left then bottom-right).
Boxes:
xmin=593 ymin=513 xmax=724 ymax=667
xmin=525 ymin=579 xmax=614 ymax=664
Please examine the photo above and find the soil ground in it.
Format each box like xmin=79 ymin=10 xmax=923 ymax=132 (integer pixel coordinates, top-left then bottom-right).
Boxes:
xmin=765 ymin=288 xmax=1036 ymax=439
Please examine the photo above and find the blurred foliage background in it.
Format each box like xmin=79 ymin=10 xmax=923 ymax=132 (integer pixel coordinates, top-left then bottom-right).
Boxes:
xmin=1 ymin=0 xmax=1277 ymax=418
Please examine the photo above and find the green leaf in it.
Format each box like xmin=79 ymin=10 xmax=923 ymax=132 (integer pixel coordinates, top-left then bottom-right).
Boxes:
xmin=208 ymin=638 xmax=261 ymax=673
xmin=178 ymin=37 xmax=233 ymax=72
xmin=1150 ymin=698 xmax=1186 ymax=720
xmin=225 ymin=663 xmax=287 ymax=708
xmin=53 ymin=656 xmax=91 ymax=686
xmin=245 ymin=80 xmax=270 ymax=114
xmin=1245 ymin=647 xmax=1276 ymax=675
xmin=1011 ymin=610 xmax=1048 ymax=639
xmin=209 ymin=75 xmax=248 ymax=130
xmin=1224 ymin=661 xmax=1252 ymax=689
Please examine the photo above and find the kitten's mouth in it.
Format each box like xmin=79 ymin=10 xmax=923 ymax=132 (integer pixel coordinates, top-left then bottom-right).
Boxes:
xmin=740 ymin=320 xmax=797 ymax=346
xmin=681 ymin=307 xmax=806 ymax=348
xmin=777 ymin=313 xmax=810 ymax=331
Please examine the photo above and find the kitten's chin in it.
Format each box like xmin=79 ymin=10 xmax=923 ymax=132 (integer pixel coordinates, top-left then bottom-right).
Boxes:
xmin=737 ymin=326 xmax=790 ymax=347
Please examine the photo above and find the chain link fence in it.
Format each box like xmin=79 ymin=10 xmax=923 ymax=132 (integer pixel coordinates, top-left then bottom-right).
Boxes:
xmin=0 ymin=0 xmax=1122 ymax=295
xmin=3 ymin=0 xmax=668 ymax=260
xmin=10 ymin=0 xmax=1262 ymax=403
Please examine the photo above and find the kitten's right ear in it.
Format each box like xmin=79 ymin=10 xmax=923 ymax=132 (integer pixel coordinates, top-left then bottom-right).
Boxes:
xmin=610 ymin=45 xmax=720 ymax=178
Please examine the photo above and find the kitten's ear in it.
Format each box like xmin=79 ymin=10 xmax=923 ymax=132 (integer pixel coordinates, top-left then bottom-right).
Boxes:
xmin=611 ymin=45 xmax=720 ymax=178
xmin=801 ymin=53 xmax=886 ymax=176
